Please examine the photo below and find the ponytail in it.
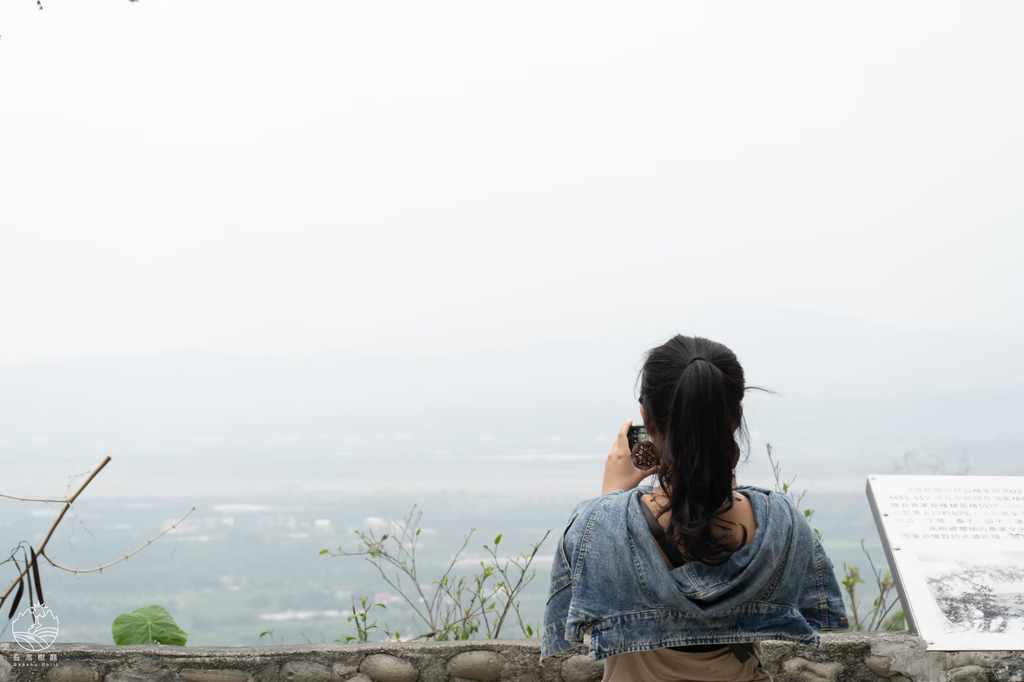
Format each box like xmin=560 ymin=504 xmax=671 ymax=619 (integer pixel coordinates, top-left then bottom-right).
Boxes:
xmin=638 ymin=335 xmax=760 ymax=566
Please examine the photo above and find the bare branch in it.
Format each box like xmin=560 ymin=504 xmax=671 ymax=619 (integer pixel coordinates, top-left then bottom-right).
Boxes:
xmin=0 ymin=492 xmax=69 ymax=503
xmin=3 ymin=455 xmax=192 ymax=622
xmin=41 ymin=507 xmax=196 ymax=575
xmin=2 ymin=456 xmax=112 ymax=602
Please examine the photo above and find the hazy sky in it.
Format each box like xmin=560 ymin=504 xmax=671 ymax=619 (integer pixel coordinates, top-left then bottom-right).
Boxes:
xmin=1 ymin=1 xmax=1021 ymax=366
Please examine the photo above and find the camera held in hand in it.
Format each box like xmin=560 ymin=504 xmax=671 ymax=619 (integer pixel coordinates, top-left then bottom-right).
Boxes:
xmin=627 ymin=425 xmax=658 ymax=470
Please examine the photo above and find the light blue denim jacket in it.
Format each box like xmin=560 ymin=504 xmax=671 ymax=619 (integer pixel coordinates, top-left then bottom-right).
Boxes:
xmin=540 ymin=481 xmax=848 ymax=662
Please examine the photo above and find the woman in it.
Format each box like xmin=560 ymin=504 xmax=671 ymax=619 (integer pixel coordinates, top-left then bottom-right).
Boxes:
xmin=540 ymin=335 xmax=848 ymax=682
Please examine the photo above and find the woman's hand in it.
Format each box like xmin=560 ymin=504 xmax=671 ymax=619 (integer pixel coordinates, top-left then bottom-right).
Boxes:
xmin=602 ymin=420 xmax=659 ymax=495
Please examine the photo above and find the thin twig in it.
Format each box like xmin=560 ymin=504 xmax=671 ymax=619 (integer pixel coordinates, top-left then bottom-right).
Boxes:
xmin=876 ymin=598 xmax=901 ymax=629
xmin=2 ymin=456 xmax=112 ymax=602
xmin=0 ymin=492 xmax=69 ymax=503
xmin=41 ymin=507 xmax=196 ymax=575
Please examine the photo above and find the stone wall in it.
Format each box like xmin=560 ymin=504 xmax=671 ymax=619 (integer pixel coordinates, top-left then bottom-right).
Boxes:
xmin=1 ymin=634 xmax=1022 ymax=682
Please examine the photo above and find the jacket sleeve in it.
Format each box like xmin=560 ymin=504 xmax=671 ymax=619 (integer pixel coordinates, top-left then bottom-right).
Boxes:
xmin=540 ymin=504 xmax=587 ymax=661
xmin=795 ymin=517 xmax=850 ymax=631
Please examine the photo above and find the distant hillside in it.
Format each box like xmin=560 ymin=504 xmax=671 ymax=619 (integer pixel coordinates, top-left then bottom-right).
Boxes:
xmin=0 ymin=304 xmax=1021 ymax=450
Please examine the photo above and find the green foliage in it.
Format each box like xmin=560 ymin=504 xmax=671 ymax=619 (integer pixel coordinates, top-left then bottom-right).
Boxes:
xmin=287 ymin=444 xmax=925 ymax=644
xmin=112 ymin=605 xmax=188 ymax=645
xmin=311 ymin=503 xmax=550 ymax=644
xmin=841 ymin=540 xmax=903 ymax=631
xmin=767 ymin=443 xmax=905 ymax=632
xmin=882 ymin=610 xmax=906 ymax=631
xmin=767 ymin=443 xmax=821 ymax=542
xmin=339 ymin=596 xmax=386 ymax=643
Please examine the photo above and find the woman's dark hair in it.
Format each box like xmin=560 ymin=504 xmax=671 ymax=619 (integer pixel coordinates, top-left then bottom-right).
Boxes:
xmin=635 ymin=334 xmax=770 ymax=566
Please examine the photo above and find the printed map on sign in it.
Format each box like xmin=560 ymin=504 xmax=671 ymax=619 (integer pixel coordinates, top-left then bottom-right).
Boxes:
xmin=867 ymin=475 xmax=1024 ymax=651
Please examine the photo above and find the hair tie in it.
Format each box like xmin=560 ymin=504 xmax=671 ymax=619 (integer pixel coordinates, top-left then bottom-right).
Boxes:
xmin=688 ymin=356 xmax=707 ymax=364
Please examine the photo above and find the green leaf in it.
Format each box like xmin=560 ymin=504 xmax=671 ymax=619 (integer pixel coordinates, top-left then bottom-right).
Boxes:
xmin=526 ymin=624 xmax=533 ymax=636
xmin=259 ymin=631 xmax=269 ymax=638
xmin=112 ymin=605 xmax=188 ymax=646
xmin=494 ymin=534 xmax=502 ymax=545
xmin=319 ymin=549 xmax=329 ymax=555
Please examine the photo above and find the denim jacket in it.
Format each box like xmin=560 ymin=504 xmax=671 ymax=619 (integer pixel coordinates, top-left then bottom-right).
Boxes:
xmin=540 ymin=481 xmax=848 ymax=662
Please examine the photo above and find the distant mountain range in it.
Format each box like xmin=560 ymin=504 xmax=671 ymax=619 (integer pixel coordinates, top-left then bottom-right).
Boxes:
xmin=0 ymin=304 xmax=1020 ymax=453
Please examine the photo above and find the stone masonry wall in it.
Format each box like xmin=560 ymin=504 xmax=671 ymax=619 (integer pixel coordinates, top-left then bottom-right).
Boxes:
xmin=1 ymin=634 xmax=1022 ymax=682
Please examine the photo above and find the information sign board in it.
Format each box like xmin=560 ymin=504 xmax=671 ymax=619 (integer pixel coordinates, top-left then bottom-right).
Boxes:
xmin=867 ymin=475 xmax=1024 ymax=650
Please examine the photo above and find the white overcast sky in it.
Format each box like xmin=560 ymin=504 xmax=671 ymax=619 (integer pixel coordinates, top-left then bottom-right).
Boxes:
xmin=1 ymin=1 xmax=1021 ymax=366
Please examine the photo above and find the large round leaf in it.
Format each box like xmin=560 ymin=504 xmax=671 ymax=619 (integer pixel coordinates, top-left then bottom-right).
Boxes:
xmin=112 ymin=605 xmax=188 ymax=646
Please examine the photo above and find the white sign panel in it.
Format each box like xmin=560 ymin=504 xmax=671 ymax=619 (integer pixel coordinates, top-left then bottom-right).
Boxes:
xmin=867 ymin=474 xmax=1024 ymax=651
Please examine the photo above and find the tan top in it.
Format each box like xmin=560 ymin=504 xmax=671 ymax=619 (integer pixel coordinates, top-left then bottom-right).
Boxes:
xmin=598 ymin=489 xmax=770 ymax=682
xmin=602 ymin=642 xmax=771 ymax=682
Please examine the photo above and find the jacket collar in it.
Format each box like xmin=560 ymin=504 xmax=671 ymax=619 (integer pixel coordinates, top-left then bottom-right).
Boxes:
xmin=627 ymin=482 xmax=774 ymax=602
